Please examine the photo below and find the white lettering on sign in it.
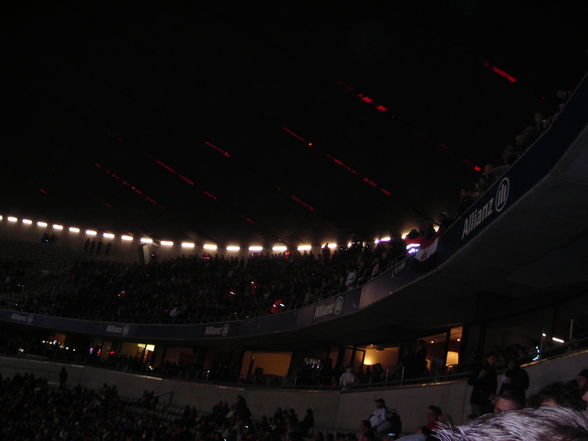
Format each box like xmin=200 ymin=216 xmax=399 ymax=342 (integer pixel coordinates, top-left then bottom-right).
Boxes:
xmin=461 ymin=177 xmax=510 ymax=240
xmin=314 ymin=296 xmax=344 ymax=319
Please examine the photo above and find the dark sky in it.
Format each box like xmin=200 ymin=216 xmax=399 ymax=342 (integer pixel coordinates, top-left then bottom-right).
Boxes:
xmin=2 ymin=1 xmax=587 ymax=247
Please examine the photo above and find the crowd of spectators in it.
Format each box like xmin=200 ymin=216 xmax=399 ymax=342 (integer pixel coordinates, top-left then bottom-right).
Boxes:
xmin=458 ymin=88 xmax=571 ymax=215
xmin=0 ymin=372 xmax=317 ymax=441
xmin=0 ymin=260 xmax=29 ymax=293
xmin=0 ymin=238 xmax=406 ymax=324
xmin=0 ymin=356 xmax=587 ymax=440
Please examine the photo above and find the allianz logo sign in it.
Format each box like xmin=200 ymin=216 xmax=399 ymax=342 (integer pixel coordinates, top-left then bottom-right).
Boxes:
xmin=462 ymin=177 xmax=510 ymax=240
xmin=105 ymin=324 xmax=131 ymax=336
xmin=204 ymin=323 xmax=230 ymax=337
xmin=313 ymin=296 xmax=344 ymax=320
xmin=10 ymin=312 xmax=34 ymax=324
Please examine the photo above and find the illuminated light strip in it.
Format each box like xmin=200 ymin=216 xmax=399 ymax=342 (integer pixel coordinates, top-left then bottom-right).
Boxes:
xmin=203 ymin=191 xmax=218 ymax=200
xmin=181 ymin=242 xmax=195 ymax=249
xmin=204 ymin=141 xmax=232 ymax=158
xmin=297 ymin=244 xmax=312 ymax=251
xmin=95 ymin=163 xmax=160 ymax=207
xmin=160 ymin=240 xmax=174 ymax=247
xmin=327 ymin=243 xmax=337 ymax=249
xmin=290 ymin=194 xmax=316 ymax=212
xmin=86 ymin=229 xmax=97 ymax=236
xmin=154 ymin=158 xmax=255 ymax=223
xmin=336 ymin=83 xmax=391 ymax=113
xmin=324 ymin=153 xmax=392 ymax=196
xmin=492 ymin=66 xmax=517 ymax=83
xmin=324 ymin=153 xmax=359 ymax=176
xmin=482 ymin=61 xmax=517 ymax=83
xmin=68 ymin=227 xmax=80 ymax=233
xmin=140 ymin=237 xmax=153 ymax=244
xmin=249 ymin=245 xmax=263 ymax=252
xmin=226 ymin=245 xmax=240 ymax=252
xmin=103 ymin=233 xmax=115 ymax=239
xmin=552 ymin=337 xmax=564 ymax=344
xmin=281 ymin=126 xmax=307 ymax=143
xmin=272 ymin=245 xmax=287 ymax=252
xmin=37 ymin=221 xmax=48 ymax=227
xmin=178 ymin=175 xmax=194 ymax=186
xmin=155 ymin=160 xmax=176 ymax=174
xmin=52 ymin=224 xmax=63 ymax=231
xmin=8 ymin=216 xmax=18 ymax=223
xmin=363 ymin=177 xmax=378 ymax=188
xmin=121 ymin=235 xmax=133 ymax=241
xmin=203 ymin=243 xmax=217 ymax=251
xmin=22 ymin=219 xmax=33 ymax=225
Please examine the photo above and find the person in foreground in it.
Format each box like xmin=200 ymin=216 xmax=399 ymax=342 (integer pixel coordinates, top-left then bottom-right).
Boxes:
xmin=434 ymin=406 xmax=588 ymax=441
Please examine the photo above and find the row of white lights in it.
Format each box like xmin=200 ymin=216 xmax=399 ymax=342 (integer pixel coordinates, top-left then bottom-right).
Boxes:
xmin=1 ymin=214 xmax=383 ymax=252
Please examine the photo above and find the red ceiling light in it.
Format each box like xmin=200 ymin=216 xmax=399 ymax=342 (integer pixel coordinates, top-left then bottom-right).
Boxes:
xmin=95 ymin=163 xmax=159 ymax=207
xmin=178 ymin=175 xmax=195 ymax=186
xmin=336 ymin=83 xmax=391 ymax=113
xmin=204 ymin=140 xmax=232 ymax=158
xmin=291 ymin=194 xmax=316 ymax=212
xmin=482 ymin=60 xmax=517 ymax=83
xmin=281 ymin=126 xmax=307 ymax=143
xmin=203 ymin=191 xmax=218 ymax=200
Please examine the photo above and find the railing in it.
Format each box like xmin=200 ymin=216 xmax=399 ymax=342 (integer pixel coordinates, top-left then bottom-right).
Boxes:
xmin=2 ymin=333 xmax=586 ymax=392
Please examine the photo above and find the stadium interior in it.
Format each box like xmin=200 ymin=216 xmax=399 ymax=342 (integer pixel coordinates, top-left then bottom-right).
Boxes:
xmin=1 ymin=2 xmax=588 ymax=440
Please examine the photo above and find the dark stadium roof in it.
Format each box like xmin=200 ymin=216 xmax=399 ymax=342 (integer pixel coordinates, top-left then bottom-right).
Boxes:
xmin=2 ymin=2 xmax=587 ymax=246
